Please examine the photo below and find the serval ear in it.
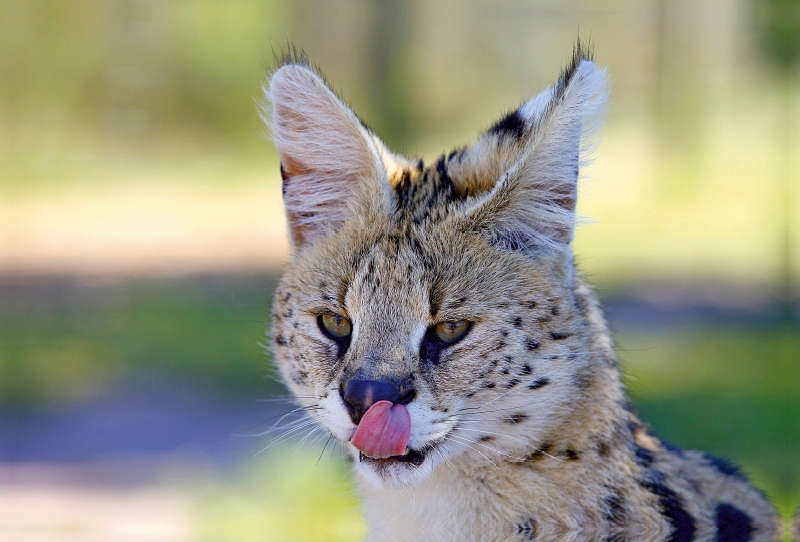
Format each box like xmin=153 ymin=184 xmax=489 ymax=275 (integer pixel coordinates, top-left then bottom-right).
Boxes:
xmin=454 ymin=46 xmax=608 ymax=251
xmin=264 ymin=59 xmax=394 ymax=250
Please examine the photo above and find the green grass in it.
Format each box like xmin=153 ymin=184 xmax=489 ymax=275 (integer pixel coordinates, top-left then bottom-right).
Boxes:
xmin=1 ymin=276 xmax=281 ymax=406
xmin=192 ymin=448 xmax=366 ymax=542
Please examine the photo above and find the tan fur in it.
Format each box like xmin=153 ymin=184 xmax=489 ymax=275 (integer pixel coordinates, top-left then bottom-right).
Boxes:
xmin=265 ymin=46 xmax=781 ymax=541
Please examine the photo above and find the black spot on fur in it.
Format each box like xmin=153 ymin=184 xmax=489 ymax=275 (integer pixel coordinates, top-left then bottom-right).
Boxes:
xmin=522 ymin=443 xmax=552 ymax=462
xmin=561 ymin=448 xmax=581 ymax=461
xmin=447 ymin=148 xmax=465 ymax=163
xmin=551 ymin=305 xmax=560 ymax=316
xmin=633 ymin=445 xmax=654 ymax=467
xmin=512 ymin=316 xmax=523 ymax=328
xmin=572 ymin=369 xmax=594 ymax=390
xmin=714 ymin=503 xmax=754 ymax=542
xmin=275 ymin=335 xmax=287 ymax=346
xmin=500 ymin=367 xmax=510 ymax=375
xmin=525 ymin=339 xmax=540 ymax=350
xmin=704 ymin=454 xmax=746 ymax=480
xmin=506 ymin=413 xmax=528 ymax=424
xmin=604 ymin=492 xmax=626 ymax=525
xmin=500 ymin=329 xmax=509 ymax=337
xmin=435 ymin=155 xmax=452 ymax=184
xmin=489 ymin=109 xmax=526 ymax=139
xmin=519 ymin=364 xmax=532 ymax=375
xmin=481 ymin=381 xmax=496 ymax=389
xmin=597 ymin=441 xmax=611 ymax=457
xmin=515 ymin=518 xmax=540 ymax=538
xmin=661 ymin=439 xmax=685 ymax=458
xmin=640 ymin=474 xmax=696 ymax=542
xmin=478 ymin=435 xmax=494 ymax=442
xmin=505 ymin=378 xmax=521 ymax=389
xmin=528 ymin=377 xmax=549 ymax=390
xmin=280 ymin=164 xmax=289 ymax=196
xmin=549 ymin=331 xmax=571 ymax=340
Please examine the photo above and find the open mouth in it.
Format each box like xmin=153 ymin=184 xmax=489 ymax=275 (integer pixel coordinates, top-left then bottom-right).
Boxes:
xmin=359 ymin=447 xmax=427 ymax=467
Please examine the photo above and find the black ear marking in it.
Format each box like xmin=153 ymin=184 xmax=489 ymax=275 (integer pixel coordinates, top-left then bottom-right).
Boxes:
xmin=489 ymin=109 xmax=526 ymax=140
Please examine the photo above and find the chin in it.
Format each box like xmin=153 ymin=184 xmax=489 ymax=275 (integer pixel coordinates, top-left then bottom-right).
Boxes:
xmin=351 ymin=443 xmax=442 ymax=489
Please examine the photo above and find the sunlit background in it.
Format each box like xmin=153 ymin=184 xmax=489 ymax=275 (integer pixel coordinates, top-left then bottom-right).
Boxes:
xmin=1 ymin=1 xmax=799 ymax=540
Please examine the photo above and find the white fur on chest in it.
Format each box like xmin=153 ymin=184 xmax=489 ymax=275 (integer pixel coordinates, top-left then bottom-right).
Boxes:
xmin=359 ymin=464 xmax=518 ymax=542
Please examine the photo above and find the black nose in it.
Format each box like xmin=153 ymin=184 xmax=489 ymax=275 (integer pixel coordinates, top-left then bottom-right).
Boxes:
xmin=340 ymin=379 xmax=416 ymax=425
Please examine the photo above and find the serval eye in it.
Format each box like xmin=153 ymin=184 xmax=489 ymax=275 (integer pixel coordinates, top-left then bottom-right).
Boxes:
xmin=433 ymin=320 xmax=471 ymax=344
xmin=319 ymin=314 xmax=352 ymax=339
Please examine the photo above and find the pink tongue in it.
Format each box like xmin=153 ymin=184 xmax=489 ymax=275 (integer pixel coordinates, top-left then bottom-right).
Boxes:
xmin=351 ymin=400 xmax=411 ymax=459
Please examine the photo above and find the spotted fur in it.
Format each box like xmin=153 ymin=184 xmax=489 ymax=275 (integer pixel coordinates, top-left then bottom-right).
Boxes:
xmin=264 ymin=44 xmax=781 ymax=542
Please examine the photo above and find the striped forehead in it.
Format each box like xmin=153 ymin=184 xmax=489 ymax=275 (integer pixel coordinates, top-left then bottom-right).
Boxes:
xmin=390 ymin=155 xmax=463 ymax=225
xmin=348 ymin=234 xmax=431 ymax=315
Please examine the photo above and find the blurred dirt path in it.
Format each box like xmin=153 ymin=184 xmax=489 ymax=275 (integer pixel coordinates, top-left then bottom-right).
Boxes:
xmin=0 ymin=463 xmax=195 ymax=542
xmin=0 ymin=182 xmax=290 ymax=276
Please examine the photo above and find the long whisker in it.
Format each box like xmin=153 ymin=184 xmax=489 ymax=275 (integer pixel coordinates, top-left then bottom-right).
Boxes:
xmin=317 ymin=436 xmax=333 ymax=465
xmin=254 ymin=419 xmax=323 ymax=454
xmin=239 ymin=404 xmax=321 ymax=434
xmin=445 ymin=435 xmax=498 ymax=468
xmin=449 ymin=427 xmax=565 ymax=464
xmin=448 ymin=434 xmax=522 ymax=461
xmin=236 ymin=412 xmax=319 ymax=437
xmin=299 ymin=430 xmax=331 ymax=459
xmin=454 ymin=427 xmax=529 ymax=443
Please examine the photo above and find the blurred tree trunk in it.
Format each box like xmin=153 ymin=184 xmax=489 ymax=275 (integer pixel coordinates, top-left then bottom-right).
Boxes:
xmin=753 ymin=0 xmax=800 ymax=324
xmin=362 ymin=0 xmax=414 ymax=151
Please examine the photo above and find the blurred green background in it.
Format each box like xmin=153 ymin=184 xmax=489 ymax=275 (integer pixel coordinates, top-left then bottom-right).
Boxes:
xmin=1 ymin=1 xmax=798 ymax=541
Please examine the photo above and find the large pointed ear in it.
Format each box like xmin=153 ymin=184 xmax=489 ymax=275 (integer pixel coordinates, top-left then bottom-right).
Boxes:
xmin=264 ymin=61 xmax=390 ymax=250
xmin=454 ymin=48 xmax=608 ymax=250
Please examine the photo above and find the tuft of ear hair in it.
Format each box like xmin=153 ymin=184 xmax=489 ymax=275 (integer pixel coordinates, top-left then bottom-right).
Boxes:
xmin=456 ymin=42 xmax=608 ymax=251
xmin=262 ymin=51 xmax=390 ymax=250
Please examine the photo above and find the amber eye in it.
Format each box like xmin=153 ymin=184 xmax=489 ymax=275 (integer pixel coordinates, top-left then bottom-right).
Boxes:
xmin=319 ymin=314 xmax=352 ymax=339
xmin=433 ymin=320 xmax=471 ymax=344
